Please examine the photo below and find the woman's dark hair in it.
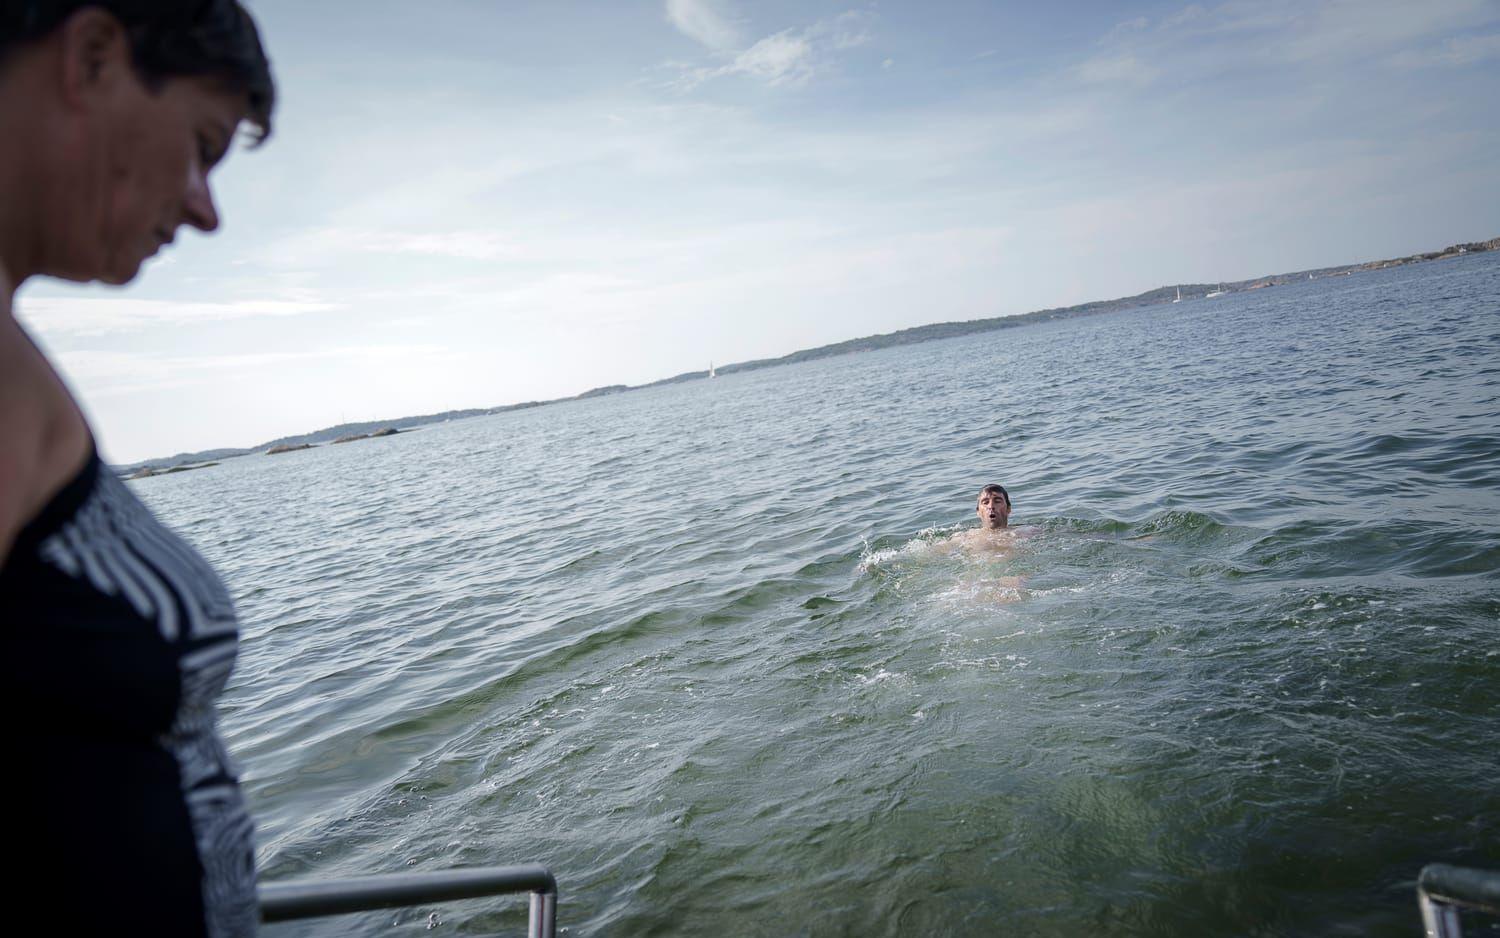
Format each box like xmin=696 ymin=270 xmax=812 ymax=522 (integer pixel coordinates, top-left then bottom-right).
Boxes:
xmin=1 ymin=0 xmax=275 ymax=141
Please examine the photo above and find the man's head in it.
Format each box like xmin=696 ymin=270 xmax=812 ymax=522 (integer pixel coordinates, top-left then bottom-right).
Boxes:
xmin=0 ymin=1 xmax=274 ymax=284
xmin=976 ymin=484 xmax=1010 ymax=529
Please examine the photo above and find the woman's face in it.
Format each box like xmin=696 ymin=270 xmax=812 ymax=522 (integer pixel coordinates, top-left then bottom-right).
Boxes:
xmin=78 ymin=74 xmax=248 ymax=285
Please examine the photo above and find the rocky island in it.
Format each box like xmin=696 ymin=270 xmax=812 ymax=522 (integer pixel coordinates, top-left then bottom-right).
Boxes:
xmin=126 ymin=461 xmax=220 ymax=480
xmin=332 ymin=427 xmax=401 ymax=444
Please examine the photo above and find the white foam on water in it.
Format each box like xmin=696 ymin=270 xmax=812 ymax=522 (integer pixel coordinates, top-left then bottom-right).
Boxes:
xmin=854 ymin=667 xmax=911 ymax=688
xmin=856 ymin=524 xmax=966 ymax=573
xmin=930 ymin=579 xmax=1026 ymax=607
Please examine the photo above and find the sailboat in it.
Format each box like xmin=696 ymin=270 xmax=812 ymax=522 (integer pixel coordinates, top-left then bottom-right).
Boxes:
xmin=1205 ymin=284 xmax=1228 ymax=298
xmin=1172 ymin=286 xmax=1182 ymax=303
xmin=708 ymin=362 xmax=716 ymax=379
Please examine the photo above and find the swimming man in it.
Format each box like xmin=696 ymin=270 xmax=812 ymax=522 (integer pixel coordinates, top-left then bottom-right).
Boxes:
xmin=942 ymin=483 xmax=1024 ymax=555
xmin=938 ymin=483 xmax=1026 ymax=594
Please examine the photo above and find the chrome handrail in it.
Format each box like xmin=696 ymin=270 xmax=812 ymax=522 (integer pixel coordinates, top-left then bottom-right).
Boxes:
xmin=1419 ymin=863 xmax=1500 ymax=938
xmin=259 ymin=863 xmax=557 ymax=937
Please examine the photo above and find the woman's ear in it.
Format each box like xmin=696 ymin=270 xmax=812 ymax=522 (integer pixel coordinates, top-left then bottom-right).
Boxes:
xmin=56 ymin=8 xmax=133 ymax=111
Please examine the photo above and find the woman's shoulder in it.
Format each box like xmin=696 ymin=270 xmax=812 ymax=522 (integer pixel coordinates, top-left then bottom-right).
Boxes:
xmin=0 ymin=316 xmax=93 ymax=565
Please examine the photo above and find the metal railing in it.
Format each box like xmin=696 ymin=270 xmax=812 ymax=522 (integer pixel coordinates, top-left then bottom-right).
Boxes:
xmin=259 ymin=864 xmax=557 ymax=937
xmin=1419 ymin=863 xmax=1500 ymax=938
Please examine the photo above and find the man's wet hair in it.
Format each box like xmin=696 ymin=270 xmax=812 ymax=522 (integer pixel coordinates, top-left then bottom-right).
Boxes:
xmin=978 ymin=483 xmax=1010 ymax=507
xmin=1 ymin=0 xmax=275 ymax=142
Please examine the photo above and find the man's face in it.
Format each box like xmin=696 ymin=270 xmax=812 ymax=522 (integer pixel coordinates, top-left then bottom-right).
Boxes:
xmin=977 ymin=490 xmax=1010 ymax=529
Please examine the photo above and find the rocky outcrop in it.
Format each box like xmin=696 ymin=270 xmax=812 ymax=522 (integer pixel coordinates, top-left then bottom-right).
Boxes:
xmin=332 ymin=427 xmax=400 ymax=444
xmin=266 ymin=443 xmax=315 ymax=455
xmin=126 ymin=461 xmax=220 ymax=480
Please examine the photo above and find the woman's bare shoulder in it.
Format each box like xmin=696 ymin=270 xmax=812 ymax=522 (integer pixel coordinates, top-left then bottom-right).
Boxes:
xmin=0 ymin=313 xmax=91 ymax=564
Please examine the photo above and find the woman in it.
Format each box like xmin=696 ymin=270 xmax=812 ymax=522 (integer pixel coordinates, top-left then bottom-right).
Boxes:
xmin=1 ymin=3 xmax=275 ymax=934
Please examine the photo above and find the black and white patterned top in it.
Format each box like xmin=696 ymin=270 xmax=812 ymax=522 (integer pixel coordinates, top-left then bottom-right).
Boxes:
xmin=2 ymin=449 xmax=257 ymax=937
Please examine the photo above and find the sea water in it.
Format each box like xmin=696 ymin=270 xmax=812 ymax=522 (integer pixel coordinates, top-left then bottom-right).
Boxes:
xmin=137 ymin=253 xmax=1500 ymax=936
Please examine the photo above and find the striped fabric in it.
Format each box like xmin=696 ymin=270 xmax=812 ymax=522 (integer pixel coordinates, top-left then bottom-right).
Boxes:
xmin=24 ymin=460 xmax=258 ymax=938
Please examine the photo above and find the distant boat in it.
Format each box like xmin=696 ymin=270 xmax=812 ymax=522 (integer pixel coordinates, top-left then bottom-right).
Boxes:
xmin=708 ymin=362 xmax=716 ymax=379
xmin=1173 ymin=286 xmax=1182 ymax=303
xmin=1205 ymin=285 xmax=1228 ymax=298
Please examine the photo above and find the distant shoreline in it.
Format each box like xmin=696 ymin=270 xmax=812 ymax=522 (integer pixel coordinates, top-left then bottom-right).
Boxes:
xmin=118 ymin=235 xmax=1497 ymax=476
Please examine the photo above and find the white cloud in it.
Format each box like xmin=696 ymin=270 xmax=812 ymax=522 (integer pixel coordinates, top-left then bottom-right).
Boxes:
xmin=1278 ymin=0 xmax=1496 ymax=63
xmin=19 ymin=296 xmax=339 ymax=337
xmin=305 ymin=228 xmax=526 ymax=261
xmin=732 ymin=30 xmax=815 ymax=85
xmin=662 ymin=7 xmax=876 ymax=90
xmin=1099 ymin=15 xmax=1150 ymax=44
xmin=665 ymin=0 xmax=742 ymax=50
xmin=1071 ymin=53 xmax=1158 ymax=87
xmin=1391 ymin=31 xmax=1500 ymax=68
xmin=826 ymin=10 xmax=874 ymax=50
xmin=1444 ymin=31 xmax=1500 ymax=63
xmin=53 ymin=344 xmax=460 ymax=397
xmin=1073 ymin=0 xmax=1500 ymax=89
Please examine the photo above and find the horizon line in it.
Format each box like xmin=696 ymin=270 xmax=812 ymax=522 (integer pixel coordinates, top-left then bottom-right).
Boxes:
xmin=119 ymin=234 xmax=1497 ymax=471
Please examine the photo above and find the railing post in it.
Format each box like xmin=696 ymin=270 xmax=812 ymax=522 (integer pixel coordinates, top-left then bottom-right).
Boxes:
xmin=1418 ymin=863 xmax=1500 ymax=938
xmin=529 ymin=886 xmax=558 ymax=938
xmin=1421 ymin=890 xmax=1465 ymax=938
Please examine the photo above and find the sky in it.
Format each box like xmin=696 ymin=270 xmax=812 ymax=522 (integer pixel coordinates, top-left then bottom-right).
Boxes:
xmin=16 ymin=0 xmax=1500 ymax=464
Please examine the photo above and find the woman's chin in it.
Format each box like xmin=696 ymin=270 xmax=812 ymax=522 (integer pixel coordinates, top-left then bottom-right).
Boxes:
xmin=98 ymin=257 xmax=147 ymax=286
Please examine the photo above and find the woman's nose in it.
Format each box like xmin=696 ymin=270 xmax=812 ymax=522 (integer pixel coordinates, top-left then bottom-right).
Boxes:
xmin=182 ymin=165 xmax=221 ymax=233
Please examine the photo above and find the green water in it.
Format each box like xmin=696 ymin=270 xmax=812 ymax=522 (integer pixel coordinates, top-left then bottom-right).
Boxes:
xmin=139 ymin=254 xmax=1500 ymax=935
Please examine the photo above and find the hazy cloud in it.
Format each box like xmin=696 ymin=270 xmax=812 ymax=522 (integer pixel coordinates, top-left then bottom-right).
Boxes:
xmin=665 ymin=0 xmax=742 ymax=50
xmin=731 ymin=30 xmax=816 ymax=85
xmin=663 ymin=7 xmax=875 ymax=90
xmin=1071 ymin=53 xmax=1159 ymax=87
xmin=1391 ymin=31 xmax=1500 ymax=68
xmin=21 ymin=296 xmax=339 ymax=338
xmin=1075 ymin=0 xmax=1500 ymax=88
xmin=315 ymin=228 xmax=526 ymax=261
xmin=54 ymin=344 xmax=460 ymax=397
